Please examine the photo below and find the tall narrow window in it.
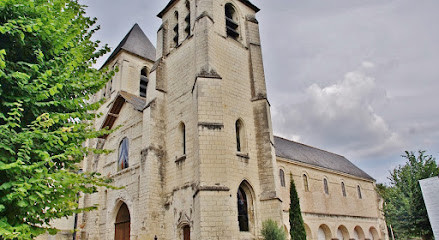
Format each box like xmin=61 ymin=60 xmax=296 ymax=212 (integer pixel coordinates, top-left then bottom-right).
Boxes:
xmin=235 ymin=119 xmax=246 ymax=153
xmin=140 ymin=67 xmax=148 ymax=98
xmin=303 ymin=174 xmax=309 ymax=192
xmin=236 ymin=120 xmax=241 ymax=152
xmin=173 ymin=11 xmax=179 ymax=46
xmin=279 ymin=169 xmax=285 ymax=187
xmin=118 ymin=138 xmax=129 ymax=171
xmin=323 ymin=178 xmax=329 ymax=194
xmin=357 ymin=185 xmax=362 ymax=199
xmin=225 ymin=3 xmax=239 ymax=39
xmin=184 ymin=1 xmax=191 ymax=38
xmin=341 ymin=182 xmax=346 ymax=197
xmin=237 ymin=187 xmax=249 ymax=231
xmin=180 ymin=122 xmax=186 ymax=155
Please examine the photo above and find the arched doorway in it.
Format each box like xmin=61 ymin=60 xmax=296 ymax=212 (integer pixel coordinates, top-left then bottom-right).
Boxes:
xmin=237 ymin=181 xmax=255 ymax=233
xmin=115 ymin=203 xmax=130 ymax=240
xmin=337 ymin=225 xmax=350 ymax=240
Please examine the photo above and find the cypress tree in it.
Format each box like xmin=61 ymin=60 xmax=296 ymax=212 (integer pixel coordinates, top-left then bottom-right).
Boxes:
xmin=289 ymin=173 xmax=307 ymax=240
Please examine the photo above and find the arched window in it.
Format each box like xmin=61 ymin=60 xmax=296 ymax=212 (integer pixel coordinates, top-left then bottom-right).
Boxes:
xmin=173 ymin=11 xmax=179 ymax=46
xmin=140 ymin=67 xmax=148 ymax=98
xmin=303 ymin=174 xmax=309 ymax=192
xmin=235 ymin=119 xmax=247 ymax=153
xmin=225 ymin=3 xmax=239 ymax=39
xmin=180 ymin=122 xmax=186 ymax=155
xmin=118 ymin=138 xmax=129 ymax=171
xmin=279 ymin=169 xmax=285 ymax=187
xmin=115 ymin=203 xmax=130 ymax=240
xmin=323 ymin=178 xmax=329 ymax=194
xmin=184 ymin=1 xmax=191 ymax=38
xmin=357 ymin=185 xmax=362 ymax=199
xmin=341 ymin=182 xmax=346 ymax=197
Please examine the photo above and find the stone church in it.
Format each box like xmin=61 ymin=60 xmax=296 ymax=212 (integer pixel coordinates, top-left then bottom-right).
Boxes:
xmin=40 ymin=0 xmax=389 ymax=239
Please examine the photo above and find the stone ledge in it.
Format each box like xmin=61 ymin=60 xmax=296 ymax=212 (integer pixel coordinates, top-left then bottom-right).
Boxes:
xmin=193 ymin=185 xmax=230 ymax=198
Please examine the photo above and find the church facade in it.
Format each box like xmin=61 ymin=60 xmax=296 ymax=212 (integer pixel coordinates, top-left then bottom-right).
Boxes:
xmin=44 ymin=0 xmax=388 ymax=239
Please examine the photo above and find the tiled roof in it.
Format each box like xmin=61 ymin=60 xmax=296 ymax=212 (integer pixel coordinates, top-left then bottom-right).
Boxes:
xmin=274 ymin=136 xmax=375 ymax=181
xmin=101 ymin=24 xmax=156 ymax=69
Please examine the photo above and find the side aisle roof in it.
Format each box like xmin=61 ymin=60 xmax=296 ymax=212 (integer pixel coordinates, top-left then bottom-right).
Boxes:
xmin=274 ymin=136 xmax=375 ymax=181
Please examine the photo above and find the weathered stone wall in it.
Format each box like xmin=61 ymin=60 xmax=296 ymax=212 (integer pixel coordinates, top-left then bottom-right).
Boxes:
xmin=277 ymin=158 xmax=388 ymax=240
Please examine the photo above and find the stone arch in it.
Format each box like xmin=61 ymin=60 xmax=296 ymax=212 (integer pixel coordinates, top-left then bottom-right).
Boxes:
xmin=317 ymin=224 xmax=331 ymax=240
xmin=337 ymin=225 xmax=350 ymax=240
xmin=114 ymin=202 xmax=130 ymax=240
xmin=304 ymin=223 xmax=312 ymax=240
xmin=368 ymin=227 xmax=379 ymax=240
xmin=237 ymin=180 xmax=255 ymax=233
xmin=353 ymin=226 xmax=365 ymax=240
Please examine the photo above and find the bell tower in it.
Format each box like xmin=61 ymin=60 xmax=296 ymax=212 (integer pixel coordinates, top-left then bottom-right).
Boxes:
xmin=152 ymin=0 xmax=284 ymax=239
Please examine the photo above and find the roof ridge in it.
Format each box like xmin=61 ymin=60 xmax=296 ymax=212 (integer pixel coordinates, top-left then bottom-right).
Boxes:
xmin=273 ymin=135 xmax=347 ymax=159
xmin=100 ymin=24 xmax=156 ymax=69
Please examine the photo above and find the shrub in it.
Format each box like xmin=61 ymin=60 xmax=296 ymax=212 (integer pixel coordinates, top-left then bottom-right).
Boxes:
xmin=261 ymin=219 xmax=287 ymax=240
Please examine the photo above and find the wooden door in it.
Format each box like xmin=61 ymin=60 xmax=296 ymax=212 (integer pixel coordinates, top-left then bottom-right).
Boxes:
xmin=183 ymin=225 xmax=190 ymax=240
xmin=115 ymin=203 xmax=130 ymax=240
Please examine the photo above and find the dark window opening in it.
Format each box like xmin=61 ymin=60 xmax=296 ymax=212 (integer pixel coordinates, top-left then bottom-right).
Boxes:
xmin=341 ymin=182 xmax=346 ymax=197
xmin=118 ymin=138 xmax=129 ymax=171
xmin=279 ymin=169 xmax=285 ymax=187
xmin=323 ymin=178 xmax=329 ymax=194
xmin=235 ymin=120 xmax=241 ymax=152
xmin=181 ymin=123 xmax=186 ymax=155
xmin=140 ymin=67 xmax=148 ymax=98
xmin=237 ymin=187 xmax=249 ymax=231
xmin=357 ymin=185 xmax=362 ymax=199
xmin=173 ymin=11 xmax=179 ymax=46
xmin=225 ymin=3 xmax=239 ymax=39
xmin=184 ymin=1 xmax=191 ymax=37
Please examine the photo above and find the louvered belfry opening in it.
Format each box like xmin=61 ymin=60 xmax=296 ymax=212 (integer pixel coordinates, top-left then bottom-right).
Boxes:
xmin=140 ymin=67 xmax=148 ymax=98
xmin=225 ymin=3 xmax=239 ymax=39
xmin=115 ymin=203 xmax=130 ymax=240
xmin=184 ymin=1 xmax=190 ymax=38
xmin=173 ymin=11 xmax=179 ymax=46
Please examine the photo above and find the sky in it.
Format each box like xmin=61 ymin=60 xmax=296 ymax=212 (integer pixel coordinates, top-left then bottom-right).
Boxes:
xmin=82 ymin=0 xmax=439 ymax=183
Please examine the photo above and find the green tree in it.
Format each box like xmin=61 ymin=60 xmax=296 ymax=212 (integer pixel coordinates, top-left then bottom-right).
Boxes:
xmin=261 ymin=219 xmax=287 ymax=240
xmin=289 ymin=173 xmax=306 ymax=240
xmin=379 ymin=151 xmax=438 ymax=240
xmin=0 ymin=0 xmax=113 ymax=239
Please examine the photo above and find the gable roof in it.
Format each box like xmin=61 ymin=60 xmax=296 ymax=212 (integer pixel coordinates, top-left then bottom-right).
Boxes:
xmin=157 ymin=0 xmax=260 ymax=18
xmin=100 ymin=91 xmax=146 ymax=136
xmin=101 ymin=24 xmax=156 ymax=69
xmin=274 ymin=136 xmax=375 ymax=181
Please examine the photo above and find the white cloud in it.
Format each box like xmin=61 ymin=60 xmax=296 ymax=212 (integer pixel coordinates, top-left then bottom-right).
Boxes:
xmin=274 ymin=63 xmax=401 ymax=159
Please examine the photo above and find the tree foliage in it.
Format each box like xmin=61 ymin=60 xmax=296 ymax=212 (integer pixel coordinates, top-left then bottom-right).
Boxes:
xmin=378 ymin=151 xmax=438 ymax=240
xmin=289 ymin=173 xmax=306 ymax=240
xmin=261 ymin=219 xmax=287 ymax=240
xmin=0 ymin=0 xmax=113 ymax=239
